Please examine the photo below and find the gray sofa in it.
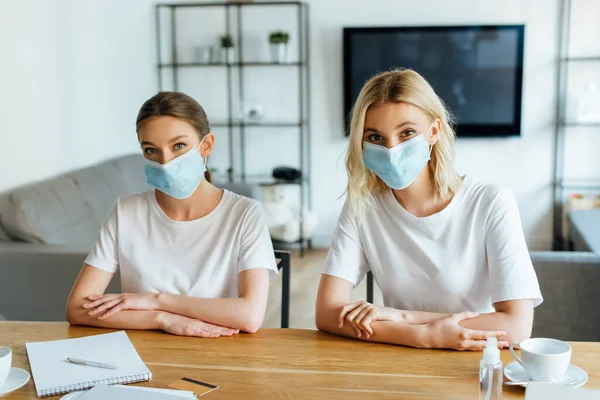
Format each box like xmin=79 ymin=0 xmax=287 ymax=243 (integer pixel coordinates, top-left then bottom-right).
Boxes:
xmin=0 ymin=154 xmax=260 ymax=321
xmin=531 ymin=251 xmax=600 ymax=341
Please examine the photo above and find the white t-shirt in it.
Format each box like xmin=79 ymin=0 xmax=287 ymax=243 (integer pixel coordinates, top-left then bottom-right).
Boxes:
xmin=323 ymin=176 xmax=543 ymax=313
xmin=85 ymin=190 xmax=278 ymax=298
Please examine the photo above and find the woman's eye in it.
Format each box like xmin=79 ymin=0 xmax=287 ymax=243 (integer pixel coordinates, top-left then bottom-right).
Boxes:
xmin=144 ymin=148 xmax=157 ymax=155
xmin=174 ymin=143 xmax=186 ymax=150
xmin=401 ymin=130 xmax=416 ymax=137
xmin=367 ymin=134 xmax=383 ymax=142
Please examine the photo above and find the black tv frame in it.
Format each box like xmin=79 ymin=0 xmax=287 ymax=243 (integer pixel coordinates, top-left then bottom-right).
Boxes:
xmin=343 ymin=25 xmax=525 ymax=138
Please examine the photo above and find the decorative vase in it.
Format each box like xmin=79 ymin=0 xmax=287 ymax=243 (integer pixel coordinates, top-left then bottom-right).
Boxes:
xmin=195 ymin=46 xmax=213 ymax=64
xmin=221 ymin=47 xmax=235 ymax=64
xmin=270 ymin=43 xmax=288 ymax=64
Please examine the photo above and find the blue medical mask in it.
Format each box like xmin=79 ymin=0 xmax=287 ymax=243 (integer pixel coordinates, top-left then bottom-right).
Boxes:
xmin=144 ymin=139 xmax=206 ymax=199
xmin=362 ymin=124 xmax=434 ymax=190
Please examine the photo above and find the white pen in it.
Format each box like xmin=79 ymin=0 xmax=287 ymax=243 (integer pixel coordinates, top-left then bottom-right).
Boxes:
xmin=66 ymin=357 xmax=120 ymax=370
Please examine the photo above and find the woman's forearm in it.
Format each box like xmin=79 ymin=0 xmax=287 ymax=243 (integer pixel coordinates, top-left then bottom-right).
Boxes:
xmin=402 ymin=310 xmax=450 ymax=325
xmin=364 ymin=321 xmax=430 ymax=347
xmin=157 ymin=294 xmax=263 ymax=333
xmin=459 ymin=311 xmax=531 ymax=343
xmin=67 ymin=307 xmax=163 ymax=330
xmin=316 ymin=306 xmax=429 ymax=348
xmin=403 ymin=310 xmax=531 ymax=343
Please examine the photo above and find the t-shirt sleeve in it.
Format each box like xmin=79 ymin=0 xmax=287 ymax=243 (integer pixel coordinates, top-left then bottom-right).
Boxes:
xmin=238 ymin=202 xmax=278 ymax=278
xmin=84 ymin=202 xmax=120 ymax=273
xmin=322 ymin=200 xmax=369 ymax=287
xmin=485 ymin=188 xmax=543 ymax=307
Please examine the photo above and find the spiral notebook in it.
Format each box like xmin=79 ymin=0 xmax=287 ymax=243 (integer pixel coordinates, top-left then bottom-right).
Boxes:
xmin=26 ymin=331 xmax=152 ymax=398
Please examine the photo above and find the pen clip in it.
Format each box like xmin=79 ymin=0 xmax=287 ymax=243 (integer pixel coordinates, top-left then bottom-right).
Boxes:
xmin=67 ymin=358 xmax=87 ymax=366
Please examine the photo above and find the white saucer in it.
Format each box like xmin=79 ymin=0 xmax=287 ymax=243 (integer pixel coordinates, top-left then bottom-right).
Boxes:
xmin=0 ymin=367 xmax=30 ymax=394
xmin=504 ymin=361 xmax=588 ymax=388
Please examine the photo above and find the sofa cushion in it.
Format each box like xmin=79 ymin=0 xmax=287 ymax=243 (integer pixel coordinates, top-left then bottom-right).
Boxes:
xmin=0 ymin=154 xmax=148 ymax=246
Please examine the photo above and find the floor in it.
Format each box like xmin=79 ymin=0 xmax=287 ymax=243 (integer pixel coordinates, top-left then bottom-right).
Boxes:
xmin=262 ymin=249 xmax=383 ymax=329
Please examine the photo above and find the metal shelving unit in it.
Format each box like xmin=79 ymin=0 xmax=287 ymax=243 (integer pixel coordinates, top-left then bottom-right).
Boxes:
xmin=553 ymin=0 xmax=600 ymax=250
xmin=159 ymin=62 xmax=303 ymax=67
xmin=155 ymin=1 xmax=312 ymax=254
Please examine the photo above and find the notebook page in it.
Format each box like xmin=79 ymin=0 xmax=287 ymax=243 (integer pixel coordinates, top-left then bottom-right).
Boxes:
xmin=26 ymin=331 xmax=151 ymax=394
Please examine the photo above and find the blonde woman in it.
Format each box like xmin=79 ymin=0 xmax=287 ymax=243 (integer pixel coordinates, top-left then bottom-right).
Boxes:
xmin=66 ymin=92 xmax=277 ymax=337
xmin=316 ymin=69 xmax=542 ymax=350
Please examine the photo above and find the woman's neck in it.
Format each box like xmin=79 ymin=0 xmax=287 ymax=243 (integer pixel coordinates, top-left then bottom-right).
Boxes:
xmin=392 ymin=167 xmax=452 ymax=218
xmin=155 ymin=179 xmax=223 ymax=221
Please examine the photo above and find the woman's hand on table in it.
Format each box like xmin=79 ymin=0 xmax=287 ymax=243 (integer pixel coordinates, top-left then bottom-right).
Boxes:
xmin=158 ymin=312 xmax=239 ymax=338
xmin=425 ymin=312 xmax=508 ymax=351
xmin=338 ymin=301 xmax=405 ymax=339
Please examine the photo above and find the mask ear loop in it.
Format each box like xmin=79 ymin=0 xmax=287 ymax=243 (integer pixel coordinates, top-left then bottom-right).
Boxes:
xmin=198 ymin=135 xmax=208 ymax=167
xmin=425 ymin=121 xmax=436 ymax=155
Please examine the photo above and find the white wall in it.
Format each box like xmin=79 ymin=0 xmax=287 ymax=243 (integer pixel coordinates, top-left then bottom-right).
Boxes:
xmin=0 ymin=0 xmax=157 ymax=191
xmin=2 ymin=0 xmax=598 ymax=250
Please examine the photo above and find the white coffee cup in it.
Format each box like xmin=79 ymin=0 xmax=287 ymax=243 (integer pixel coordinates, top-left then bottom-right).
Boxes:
xmin=510 ymin=338 xmax=571 ymax=382
xmin=0 ymin=347 xmax=12 ymax=388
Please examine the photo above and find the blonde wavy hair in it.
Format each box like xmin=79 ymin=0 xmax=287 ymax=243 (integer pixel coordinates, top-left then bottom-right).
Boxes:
xmin=346 ymin=68 xmax=461 ymax=216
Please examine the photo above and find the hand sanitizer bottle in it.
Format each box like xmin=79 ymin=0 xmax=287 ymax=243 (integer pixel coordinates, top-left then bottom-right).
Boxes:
xmin=479 ymin=337 xmax=503 ymax=400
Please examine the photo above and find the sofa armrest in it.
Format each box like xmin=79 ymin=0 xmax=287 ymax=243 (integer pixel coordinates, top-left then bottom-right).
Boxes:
xmin=530 ymin=250 xmax=600 ymax=264
xmin=530 ymin=251 xmax=600 ymax=341
xmin=0 ymin=243 xmax=121 ymax=321
xmin=214 ymin=182 xmax=262 ymax=200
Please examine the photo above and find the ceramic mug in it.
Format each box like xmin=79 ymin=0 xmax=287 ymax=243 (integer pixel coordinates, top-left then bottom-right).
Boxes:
xmin=0 ymin=347 xmax=12 ymax=388
xmin=510 ymin=338 xmax=571 ymax=382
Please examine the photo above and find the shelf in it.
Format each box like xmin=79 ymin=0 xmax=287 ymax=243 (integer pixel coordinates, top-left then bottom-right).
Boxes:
xmin=159 ymin=62 xmax=303 ymax=68
xmin=156 ymin=0 xmax=311 ymax=238
xmin=158 ymin=1 xmax=303 ymax=8
xmin=557 ymin=180 xmax=600 ymax=190
xmin=211 ymin=121 xmax=305 ymax=128
xmin=561 ymin=56 xmax=600 ymax=62
xmin=214 ymin=175 xmax=308 ymax=186
xmin=561 ymin=121 xmax=600 ymax=127
xmin=272 ymin=238 xmax=311 ymax=245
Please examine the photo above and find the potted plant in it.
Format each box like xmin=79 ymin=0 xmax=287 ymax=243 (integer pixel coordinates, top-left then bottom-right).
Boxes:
xmin=220 ymin=34 xmax=235 ymax=64
xmin=269 ymin=31 xmax=290 ymax=64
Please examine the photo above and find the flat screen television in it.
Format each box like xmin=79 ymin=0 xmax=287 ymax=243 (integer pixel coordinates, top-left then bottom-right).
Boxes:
xmin=343 ymin=25 xmax=525 ymax=137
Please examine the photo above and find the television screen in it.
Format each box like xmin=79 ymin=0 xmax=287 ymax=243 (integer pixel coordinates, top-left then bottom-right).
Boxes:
xmin=343 ymin=25 xmax=525 ymax=137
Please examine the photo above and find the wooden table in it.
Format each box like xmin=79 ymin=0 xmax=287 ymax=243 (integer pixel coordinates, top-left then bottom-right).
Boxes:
xmin=2 ymin=322 xmax=600 ymax=399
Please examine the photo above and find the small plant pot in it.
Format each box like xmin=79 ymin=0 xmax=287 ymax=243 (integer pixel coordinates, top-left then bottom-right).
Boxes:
xmin=221 ymin=47 xmax=235 ymax=64
xmin=270 ymin=43 xmax=289 ymax=64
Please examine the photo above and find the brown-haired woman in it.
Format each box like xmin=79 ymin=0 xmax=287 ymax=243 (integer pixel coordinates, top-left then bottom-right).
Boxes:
xmin=66 ymin=92 xmax=277 ymax=337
